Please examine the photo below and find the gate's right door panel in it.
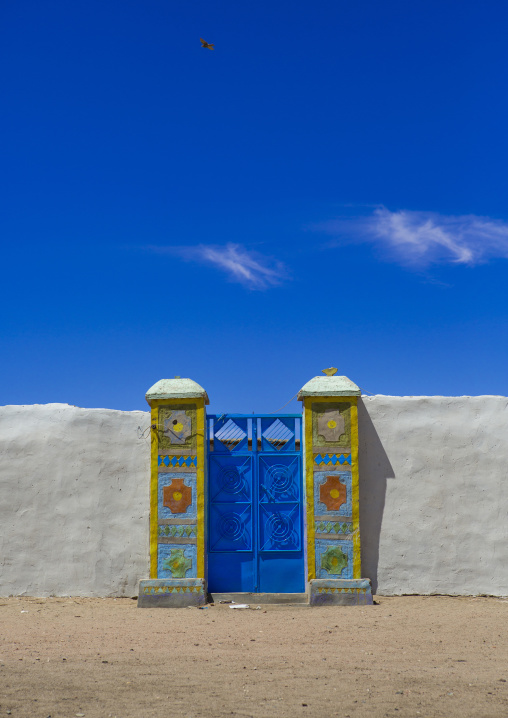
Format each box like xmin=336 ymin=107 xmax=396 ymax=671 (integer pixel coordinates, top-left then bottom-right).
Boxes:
xmin=258 ymin=453 xmax=304 ymax=592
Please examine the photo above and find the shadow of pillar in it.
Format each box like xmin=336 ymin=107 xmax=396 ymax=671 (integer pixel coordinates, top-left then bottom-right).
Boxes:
xmin=358 ymin=398 xmax=395 ymax=594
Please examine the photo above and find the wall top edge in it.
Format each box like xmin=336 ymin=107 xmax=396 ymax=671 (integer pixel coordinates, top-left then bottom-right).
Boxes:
xmin=0 ymin=403 xmax=149 ymax=414
xmin=360 ymin=394 xmax=508 ymax=399
xmin=145 ymin=378 xmax=210 ymax=406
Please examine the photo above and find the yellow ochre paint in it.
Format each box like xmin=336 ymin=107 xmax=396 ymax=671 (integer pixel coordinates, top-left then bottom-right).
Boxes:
xmin=305 ymin=394 xmax=362 ymax=582
xmin=149 ymin=397 xmax=204 ymax=580
xmin=349 ymin=397 xmax=362 ymax=578
xmin=304 ymin=397 xmax=316 ymax=581
xmin=149 ymin=404 xmax=159 ymax=579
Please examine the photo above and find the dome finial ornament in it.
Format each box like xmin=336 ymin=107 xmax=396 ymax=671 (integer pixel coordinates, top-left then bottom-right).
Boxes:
xmin=322 ymin=367 xmax=338 ymax=376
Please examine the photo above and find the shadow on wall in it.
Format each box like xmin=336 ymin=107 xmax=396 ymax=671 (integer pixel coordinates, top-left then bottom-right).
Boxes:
xmin=358 ymin=399 xmax=395 ymax=593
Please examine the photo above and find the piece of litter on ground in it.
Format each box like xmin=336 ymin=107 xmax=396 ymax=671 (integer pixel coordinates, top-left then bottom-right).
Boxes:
xmin=219 ymin=600 xmax=233 ymax=604
xmin=198 ymin=606 xmax=209 ymax=609
xmin=21 ymin=610 xmax=28 ymax=613
xmin=229 ymin=604 xmax=250 ymax=609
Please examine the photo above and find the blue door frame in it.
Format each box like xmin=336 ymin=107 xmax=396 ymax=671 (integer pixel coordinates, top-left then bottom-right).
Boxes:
xmin=207 ymin=414 xmax=305 ymax=593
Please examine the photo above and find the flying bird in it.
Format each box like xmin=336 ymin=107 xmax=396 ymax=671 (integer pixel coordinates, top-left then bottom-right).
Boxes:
xmin=200 ymin=38 xmax=214 ymax=50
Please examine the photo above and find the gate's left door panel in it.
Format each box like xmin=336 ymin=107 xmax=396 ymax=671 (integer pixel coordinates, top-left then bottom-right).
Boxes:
xmin=208 ymin=452 xmax=255 ymax=592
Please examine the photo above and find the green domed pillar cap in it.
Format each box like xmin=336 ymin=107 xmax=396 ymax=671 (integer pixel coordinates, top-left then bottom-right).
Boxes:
xmin=297 ymin=374 xmax=360 ymax=399
xmin=145 ymin=378 xmax=210 ymax=406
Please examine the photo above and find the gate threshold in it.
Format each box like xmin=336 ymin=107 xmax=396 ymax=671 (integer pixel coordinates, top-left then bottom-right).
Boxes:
xmin=210 ymin=592 xmax=308 ymax=605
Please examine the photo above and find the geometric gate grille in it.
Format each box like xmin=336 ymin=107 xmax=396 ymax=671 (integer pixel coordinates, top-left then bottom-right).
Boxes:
xmin=207 ymin=414 xmax=304 ymax=593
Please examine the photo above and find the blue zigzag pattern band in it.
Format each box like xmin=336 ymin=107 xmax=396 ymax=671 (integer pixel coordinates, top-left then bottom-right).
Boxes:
xmin=314 ymin=453 xmax=351 ymax=466
xmin=158 ymin=455 xmax=197 ymax=468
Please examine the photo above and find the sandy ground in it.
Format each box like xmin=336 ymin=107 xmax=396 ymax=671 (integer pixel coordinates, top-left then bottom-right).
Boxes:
xmin=1 ymin=595 xmax=507 ymax=718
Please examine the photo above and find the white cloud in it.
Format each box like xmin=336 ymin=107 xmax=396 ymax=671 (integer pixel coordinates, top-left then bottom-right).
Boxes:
xmin=151 ymin=243 xmax=287 ymax=290
xmin=316 ymin=207 xmax=508 ymax=267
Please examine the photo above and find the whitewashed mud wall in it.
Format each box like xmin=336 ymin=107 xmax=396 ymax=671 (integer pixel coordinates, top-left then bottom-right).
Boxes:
xmin=359 ymin=396 xmax=508 ymax=596
xmin=0 ymin=397 xmax=507 ymax=597
xmin=0 ymin=404 xmax=150 ymax=597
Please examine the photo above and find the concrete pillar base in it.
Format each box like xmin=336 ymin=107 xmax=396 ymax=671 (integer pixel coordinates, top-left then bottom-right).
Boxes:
xmin=137 ymin=579 xmax=206 ymax=608
xmin=309 ymin=578 xmax=373 ymax=606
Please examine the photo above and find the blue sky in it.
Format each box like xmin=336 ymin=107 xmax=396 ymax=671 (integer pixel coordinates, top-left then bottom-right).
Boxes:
xmin=1 ymin=0 xmax=507 ymax=412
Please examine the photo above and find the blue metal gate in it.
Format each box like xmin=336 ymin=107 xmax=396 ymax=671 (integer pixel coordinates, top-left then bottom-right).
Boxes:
xmin=207 ymin=414 xmax=305 ymax=593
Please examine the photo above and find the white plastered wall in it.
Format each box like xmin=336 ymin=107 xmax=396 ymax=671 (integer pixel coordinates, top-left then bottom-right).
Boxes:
xmin=0 ymin=397 xmax=506 ymax=596
xmin=0 ymin=404 xmax=150 ymax=597
xmin=359 ymin=396 xmax=508 ymax=596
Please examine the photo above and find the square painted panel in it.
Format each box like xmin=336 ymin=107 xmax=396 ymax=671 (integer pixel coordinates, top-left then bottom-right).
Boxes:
xmin=158 ymin=473 xmax=197 ymax=520
xmin=259 ymin=503 xmax=301 ymax=552
xmin=158 ymin=543 xmax=197 ymax=579
xmin=210 ymin=503 xmax=252 ymax=552
xmin=259 ymin=455 xmax=300 ymax=503
xmin=311 ymin=402 xmax=351 ymax=448
xmin=158 ymin=404 xmax=196 ymax=453
xmin=314 ymin=470 xmax=352 ymax=517
xmin=209 ymin=454 xmax=252 ymax=503
xmin=315 ymin=539 xmax=353 ymax=579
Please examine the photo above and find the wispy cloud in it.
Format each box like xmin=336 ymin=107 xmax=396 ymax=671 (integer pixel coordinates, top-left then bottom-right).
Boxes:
xmin=315 ymin=207 xmax=508 ymax=267
xmin=150 ymin=243 xmax=288 ymax=290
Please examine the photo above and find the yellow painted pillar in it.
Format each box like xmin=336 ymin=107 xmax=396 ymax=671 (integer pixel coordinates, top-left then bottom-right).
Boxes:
xmin=138 ymin=378 xmax=209 ymax=607
xmin=298 ymin=372 xmax=373 ymax=605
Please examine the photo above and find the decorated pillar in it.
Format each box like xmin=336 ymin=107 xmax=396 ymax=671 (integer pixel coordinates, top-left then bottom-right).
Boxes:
xmin=138 ymin=378 xmax=209 ymax=607
xmin=298 ymin=370 xmax=373 ymax=605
